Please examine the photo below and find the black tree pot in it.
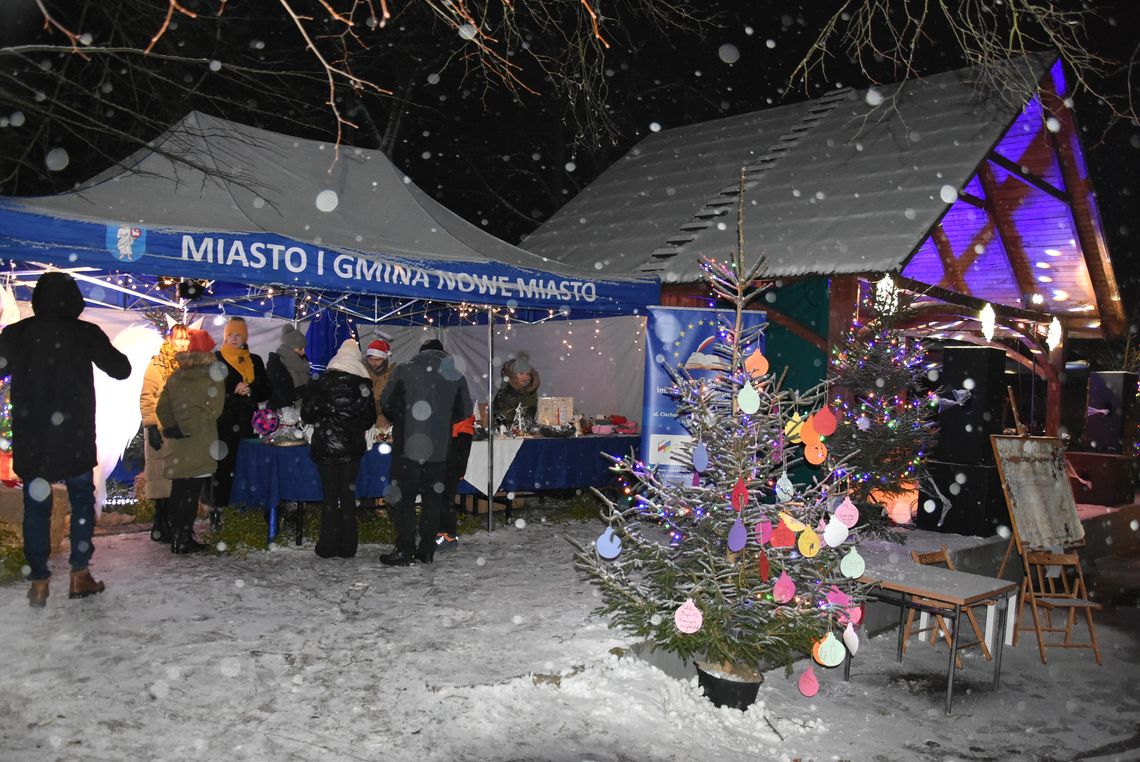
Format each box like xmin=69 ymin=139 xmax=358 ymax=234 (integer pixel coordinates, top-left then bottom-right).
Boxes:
xmin=695 ymin=662 xmax=762 ymax=711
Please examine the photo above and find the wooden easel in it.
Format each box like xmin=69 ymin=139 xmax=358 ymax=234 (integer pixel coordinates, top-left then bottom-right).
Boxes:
xmin=991 ymin=434 xmax=1102 ymax=665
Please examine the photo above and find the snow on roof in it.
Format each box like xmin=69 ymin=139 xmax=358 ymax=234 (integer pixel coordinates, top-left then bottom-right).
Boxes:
xmin=523 ymin=55 xmax=1055 ymax=282
xmin=15 ymin=111 xmax=601 ymax=276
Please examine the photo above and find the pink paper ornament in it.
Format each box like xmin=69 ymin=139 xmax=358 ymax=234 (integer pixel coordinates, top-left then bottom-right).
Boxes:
xmin=772 ymin=571 xmax=795 ymax=604
xmin=754 ymin=520 xmax=773 ymax=546
xmin=798 ymin=665 xmax=819 ymax=697
xmin=834 ymin=497 xmax=859 ymax=528
xmin=674 ymin=598 xmax=703 ymax=634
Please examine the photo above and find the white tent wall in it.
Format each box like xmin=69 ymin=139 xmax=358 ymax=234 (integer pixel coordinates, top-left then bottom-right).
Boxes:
xmin=360 ymin=316 xmax=647 ymax=422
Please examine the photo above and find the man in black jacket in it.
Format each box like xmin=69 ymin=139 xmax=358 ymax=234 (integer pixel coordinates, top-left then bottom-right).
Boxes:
xmin=0 ymin=272 xmax=131 ymax=607
xmin=379 ymin=339 xmax=472 ymax=565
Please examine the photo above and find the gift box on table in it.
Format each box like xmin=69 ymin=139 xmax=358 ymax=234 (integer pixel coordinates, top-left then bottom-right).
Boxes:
xmin=536 ymin=397 xmax=574 ymax=426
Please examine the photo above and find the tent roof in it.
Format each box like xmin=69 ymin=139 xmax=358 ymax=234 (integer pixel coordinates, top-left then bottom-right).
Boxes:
xmin=0 ymin=112 xmax=656 ymax=322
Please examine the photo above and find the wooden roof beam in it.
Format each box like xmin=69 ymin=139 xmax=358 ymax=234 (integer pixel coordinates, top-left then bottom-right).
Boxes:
xmin=987 ymin=151 xmax=1070 ymax=203
xmin=1041 ymin=90 xmax=1126 ymax=340
xmin=977 ymin=162 xmax=1039 ymax=310
xmin=930 ymin=225 xmax=969 ymax=294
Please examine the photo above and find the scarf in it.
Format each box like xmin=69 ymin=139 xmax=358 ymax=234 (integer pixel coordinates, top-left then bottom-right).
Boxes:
xmin=219 ymin=344 xmax=255 ymax=383
xmin=277 ymin=346 xmax=311 ymax=389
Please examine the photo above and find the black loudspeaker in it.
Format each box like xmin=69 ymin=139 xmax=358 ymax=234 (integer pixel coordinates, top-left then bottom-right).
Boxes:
xmin=916 ymin=460 xmax=1010 ymax=537
xmin=934 ymin=346 xmax=1007 ymax=465
xmin=1083 ymin=371 xmax=1137 ymax=454
xmin=1060 ymin=365 xmax=1090 ymax=446
xmin=1066 ymin=452 xmax=1136 ymax=506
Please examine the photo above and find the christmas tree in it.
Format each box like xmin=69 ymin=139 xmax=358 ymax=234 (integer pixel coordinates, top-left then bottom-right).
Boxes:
xmin=573 ymin=208 xmax=869 ymax=690
xmin=826 ymin=276 xmax=939 ymax=526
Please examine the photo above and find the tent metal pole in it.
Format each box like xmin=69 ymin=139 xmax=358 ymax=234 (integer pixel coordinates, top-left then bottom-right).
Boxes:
xmin=486 ymin=307 xmax=495 ymax=533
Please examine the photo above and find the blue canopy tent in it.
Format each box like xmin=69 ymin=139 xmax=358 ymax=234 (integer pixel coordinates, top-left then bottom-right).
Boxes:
xmin=0 ymin=113 xmax=658 ymax=530
xmin=0 ymin=112 xmax=657 ymax=323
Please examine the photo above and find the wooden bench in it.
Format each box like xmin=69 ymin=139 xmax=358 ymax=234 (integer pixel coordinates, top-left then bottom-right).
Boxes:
xmin=845 ymin=550 xmax=1018 ymax=714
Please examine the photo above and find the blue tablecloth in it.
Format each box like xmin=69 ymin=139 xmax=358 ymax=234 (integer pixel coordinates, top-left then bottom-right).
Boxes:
xmin=231 ymin=435 xmax=639 ymax=511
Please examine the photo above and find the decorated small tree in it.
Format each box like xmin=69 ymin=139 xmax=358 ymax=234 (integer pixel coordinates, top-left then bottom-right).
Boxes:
xmin=826 ymin=277 xmax=939 ymax=527
xmin=572 ymin=202 xmax=870 ymax=704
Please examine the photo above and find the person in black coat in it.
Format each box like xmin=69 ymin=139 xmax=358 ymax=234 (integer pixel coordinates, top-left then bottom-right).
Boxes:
xmin=301 ymin=339 xmax=376 ymax=559
xmin=0 ymin=272 xmax=131 ymax=607
xmin=265 ymin=323 xmax=311 ymax=411
xmin=207 ymin=316 xmax=270 ymax=521
xmin=379 ymin=338 xmax=473 ymax=566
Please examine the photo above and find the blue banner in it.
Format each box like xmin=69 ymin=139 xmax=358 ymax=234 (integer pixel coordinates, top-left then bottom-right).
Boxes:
xmin=0 ymin=203 xmax=658 ymax=317
xmin=641 ymin=306 xmax=766 ymax=481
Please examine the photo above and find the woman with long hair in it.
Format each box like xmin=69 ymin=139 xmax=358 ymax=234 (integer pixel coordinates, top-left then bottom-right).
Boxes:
xmin=138 ymin=323 xmax=189 ymax=542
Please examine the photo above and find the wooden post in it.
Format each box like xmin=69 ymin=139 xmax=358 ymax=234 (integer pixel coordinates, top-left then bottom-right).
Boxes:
xmin=827 ymin=275 xmax=860 ymax=358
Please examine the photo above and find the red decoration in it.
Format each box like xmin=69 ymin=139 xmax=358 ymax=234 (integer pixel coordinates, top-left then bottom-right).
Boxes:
xmin=812 ymin=405 xmax=838 ymax=436
xmin=758 ymin=550 xmax=770 ymax=582
xmin=770 ymin=521 xmax=796 ymax=548
xmin=730 ymin=477 xmax=748 ymax=512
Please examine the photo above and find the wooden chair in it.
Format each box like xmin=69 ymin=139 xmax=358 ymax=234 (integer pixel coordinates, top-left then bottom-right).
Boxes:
xmin=1015 ymin=549 xmax=1102 ymax=665
xmin=902 ymin=546 xmax=993 ymax=669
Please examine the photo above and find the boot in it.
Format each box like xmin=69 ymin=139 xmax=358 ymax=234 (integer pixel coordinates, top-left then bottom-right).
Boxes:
xmin=379 ymin=546 xmax=415 ymax=566
xmin=415 ymin=541 xmax=435 ymax=565
xmin=151 ymin=498 xmax=172 ymax=543
xmin=68 ymin=569 xmax=106 ymax=599
xmin=27 ymin=579 xmax=49 ymax=608
xmin=172 ymin=530 xmax=207 ymax=555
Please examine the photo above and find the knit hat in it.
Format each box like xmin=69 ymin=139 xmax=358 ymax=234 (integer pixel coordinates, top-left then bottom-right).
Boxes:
xmin=186 ymin=328 xmax=216 ymax=353
xmin=512 ymin=354 xmax=532 ymax=374
xmin=326 ymin=339 xmax=369 ymax=378
xmin=280 ymin=323 xmax=307 ymax=352
xmin=420 ymin=339 xmax=444 ymax=352
xmin=224 ymin=317 xmax=248 ymax=343
xmin=366 ymin=338 xmax=391 ymax=359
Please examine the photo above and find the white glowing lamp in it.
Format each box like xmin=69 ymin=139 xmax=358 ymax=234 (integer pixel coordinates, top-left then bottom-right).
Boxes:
xmin=1046 ymin=317 xmax=1063 ymax=352
xmin=874 ymin=274 xmax=899 ymax=313
xmin=980 ymin=303 xmax=996 ymax=341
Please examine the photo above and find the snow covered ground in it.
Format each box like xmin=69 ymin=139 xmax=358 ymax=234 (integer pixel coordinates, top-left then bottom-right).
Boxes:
xmin=1 ymin=516 xmax=1138 ymax=762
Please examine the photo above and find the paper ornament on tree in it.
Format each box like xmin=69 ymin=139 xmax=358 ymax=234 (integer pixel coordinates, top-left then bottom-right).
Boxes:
xmin=770 ymin=521 xmax=796 ymax=549
xmin=727 ymin=518 xmax=747 ymax=552
xmin=811 ymin=405 xmax=837 ymax=436
xmin=799 ymin=418 xmax=820 ymax=444
xmin=779 ymin=512 xmax=806 ymax=532
xmin=798 ymin=665 xmax=819 ymax=697
xmin=755 ymin=520 xmax=773 ymax=546
xmin=822 ymin=518 xmax=849 ymax=547
xmin=775 ymin=472 xmax=794 ymax=502
xmin=797 ymin=526 xmax=820 ymax=557
xmin=758 ymin=550 xmax=770 ymax=582
xmin=803 ymin=441 xmax=827 ymax=465
xmin=674 ymin=598 xmax=703 ymax=634
xmin=772 ymin=571 xmax=795 ymax=603
xmin=737 ymin=382 xmax=760 ymax=414
xmin=834 ymin=497 xmax=859 ymax=528
xmin=784 ymin=413 xmax=805 ymax=443
xmin=596 ymin=527 xmax=622 ymax=559
xmin=731 ymin=477 xmax=748 ymax=512
xmin=843 ymin=623 xmax=859 ymax=656
xmin=692 ymin=441 xmax=709 ymax=472
xmin=816 ymin=632 xmax=846 ymax=667
xmin=744 ymin=349 xmax=769 ymax=378
xmin=840 ymin=548 xmax=866 ymax=579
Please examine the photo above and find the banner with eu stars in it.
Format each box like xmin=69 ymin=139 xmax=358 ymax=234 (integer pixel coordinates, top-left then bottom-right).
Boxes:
xmin=641 ymin=306 xmax=766 ymax=482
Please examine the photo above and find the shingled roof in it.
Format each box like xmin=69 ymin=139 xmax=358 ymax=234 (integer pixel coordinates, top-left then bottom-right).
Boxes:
xmin=523 ymin=54 xmax=1123 ymax=340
